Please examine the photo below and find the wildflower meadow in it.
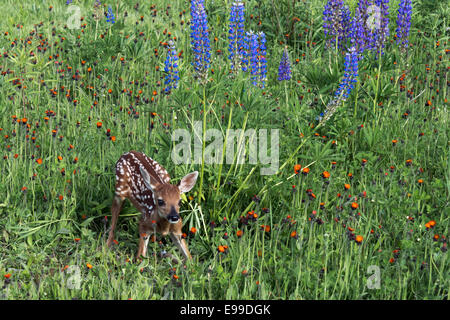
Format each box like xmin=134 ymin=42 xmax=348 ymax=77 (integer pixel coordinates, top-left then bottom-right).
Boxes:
xmin=0 ymin=0 xmax=448 ymax=300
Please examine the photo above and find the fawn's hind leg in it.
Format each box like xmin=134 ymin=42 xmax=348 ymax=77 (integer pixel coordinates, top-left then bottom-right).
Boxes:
xmin=107 ymin=195 xmax=124 ymax=247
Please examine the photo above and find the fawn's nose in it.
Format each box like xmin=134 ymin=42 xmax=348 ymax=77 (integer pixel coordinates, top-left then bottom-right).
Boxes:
xmin=167 ymin=207 xmax=180 ymax=223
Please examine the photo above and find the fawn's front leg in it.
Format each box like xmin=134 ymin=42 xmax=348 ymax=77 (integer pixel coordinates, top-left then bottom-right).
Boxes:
xmin=136 ymin=229 xmax=152 ymax=260
xmin=169 ymin=232 xmax=192 ymax=261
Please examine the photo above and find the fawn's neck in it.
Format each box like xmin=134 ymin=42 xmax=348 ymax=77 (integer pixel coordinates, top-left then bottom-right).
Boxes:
xmin=147 ymin=210 xmax=171 ymax=236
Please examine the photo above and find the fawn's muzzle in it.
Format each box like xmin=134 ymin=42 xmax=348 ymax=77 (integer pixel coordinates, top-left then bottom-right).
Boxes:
xmin=167 ymin=207 xmax=180 ymax=223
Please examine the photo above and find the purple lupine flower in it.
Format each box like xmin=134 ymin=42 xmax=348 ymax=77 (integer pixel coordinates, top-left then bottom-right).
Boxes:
xmin=241 ymin=32 xmax=250 ymax=72
xmin=323 ymin=0 xmax=353 ymax=50
xmin=335 ymin=46 xmax=359 ymax=99
xmin=246 ymin=31 xmax=267 ymax=88
xmin=164 ymin=40 xmax=180 ymax=94
xmin=278 ymin=47 xmax=291 ymax=81
xmin=258 ymin=32 xmax=267 ymax=88
xmin=353 ymin=0 xmax=376 ymax=54
xmin=106 ymin=6 xmax=115 ymax=24
xmin=190 ymin=0 xmax=211 ymax=83
xmin=66 ymin=0 xmax=73 ymax=4
xmin=318 ymin=47 xmax=359 ymax=122
xmin=248 ymin=31 xmax=259 ymax=86
xmin=372 ymin=0 xmax=389 ymax=54
xmin=396 ymin=0 xmax=412 ymax=49
xmin=228 ymin=2 xmax=246 ymax=72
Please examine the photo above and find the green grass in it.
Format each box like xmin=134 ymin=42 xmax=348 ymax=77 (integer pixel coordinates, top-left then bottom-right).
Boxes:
xmin=0 ymin=0 xmax=448 ymax=299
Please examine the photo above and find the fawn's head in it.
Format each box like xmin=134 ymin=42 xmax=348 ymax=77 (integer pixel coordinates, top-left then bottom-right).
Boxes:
xmin=139 ymin=167 xmax=198 ymax=223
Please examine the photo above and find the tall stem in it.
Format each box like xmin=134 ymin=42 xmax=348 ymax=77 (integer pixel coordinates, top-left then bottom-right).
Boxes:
xmin=335 ymin=36 xmax=339 ymax=66
xmin=284 ymin=80 xmax=289 ymax=111
xmin=198 ymin=85 xmax=207 ymax=203
xmin=354 ymin=78 xmax=359 ymax=119
xmin=373 ymin=49 xmax=382 ymax=115
xmin=215 ymin=107 xmax=233 ymax=195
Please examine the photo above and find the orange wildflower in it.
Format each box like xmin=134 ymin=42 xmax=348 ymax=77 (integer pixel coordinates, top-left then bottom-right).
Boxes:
xmin=321 ymin=171 xmax=330 ymax=179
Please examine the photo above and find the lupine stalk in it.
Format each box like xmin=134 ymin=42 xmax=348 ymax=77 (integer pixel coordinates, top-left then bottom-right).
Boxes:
xmin=396 ymin=0 xmax=412 ymax=49
xmin=353 ymin=0 xmax=376 ymax=54
xmin=372 ymin=0 xmax=389 ymax=54
xmin=106 ymin=6 xmax=115 ymax=24
xmin=228 ymin=2 xmax=245 ymax=72
xmin=318 ymin=46 xmax=359 ymax=122
xmin=190 ymin=0 xmax=211 ymax=83
xmin=258 ymin=32 xmax=267 ymax=88
xmin=248 ymin=31 xmax=259 ymax=86
xmin=335 ymin=46 xmax=359 ymax=100
xmin=278 ymin=46 xmax=292 ymax=81
xmin=164 ymin=40 xmax=180 ymax=94
xmin=246 ymin=31 xmax=267 ymax=88
xmin=241 ymin=32 xmax=250 ymax=72
xmin=323 ymin=0 xmax=353 ymax=50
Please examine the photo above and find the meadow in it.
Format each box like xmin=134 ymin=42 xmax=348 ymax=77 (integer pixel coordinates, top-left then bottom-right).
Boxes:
xmin=0 ymin=0 xmax=448 ymax=300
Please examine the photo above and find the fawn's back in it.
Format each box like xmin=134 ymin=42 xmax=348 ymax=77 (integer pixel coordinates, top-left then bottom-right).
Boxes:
xmin=114 ymin=150 xmax=170 ymax=215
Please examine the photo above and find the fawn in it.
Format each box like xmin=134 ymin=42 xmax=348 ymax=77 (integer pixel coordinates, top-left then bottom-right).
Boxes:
xmin=107 ymin=150 xmax=198 ymax=262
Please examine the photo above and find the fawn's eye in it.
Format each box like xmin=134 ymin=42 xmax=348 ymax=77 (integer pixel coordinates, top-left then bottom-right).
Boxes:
xmin=178 ymin=200 xmax=182 ymax=207
xmin=157 ymin=199 xmax=165 ymax=206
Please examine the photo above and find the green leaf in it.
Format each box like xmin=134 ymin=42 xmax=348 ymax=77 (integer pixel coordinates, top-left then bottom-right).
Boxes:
xmin=27 ymin=234 xmax=33 ymax=247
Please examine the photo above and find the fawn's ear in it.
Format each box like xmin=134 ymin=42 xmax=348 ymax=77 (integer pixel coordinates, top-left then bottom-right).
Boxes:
xmin=178 ymin=171 xmax=198 ymax=194
xmin=140 ymin=166 xmax=159 ymax=191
